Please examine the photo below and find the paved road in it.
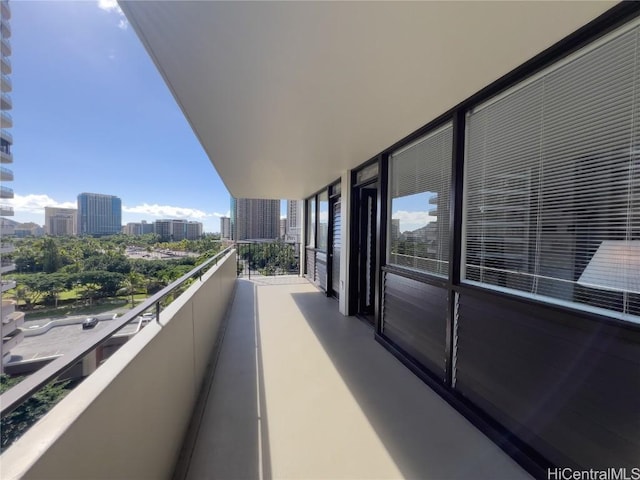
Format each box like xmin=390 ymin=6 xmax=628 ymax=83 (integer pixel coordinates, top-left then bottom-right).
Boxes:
xmin=10 ymin=317 xmax=142 ymax=363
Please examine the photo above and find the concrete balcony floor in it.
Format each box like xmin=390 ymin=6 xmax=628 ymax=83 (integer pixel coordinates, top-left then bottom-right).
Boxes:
xmin=183 ymin=277 xmax=531 ymax=480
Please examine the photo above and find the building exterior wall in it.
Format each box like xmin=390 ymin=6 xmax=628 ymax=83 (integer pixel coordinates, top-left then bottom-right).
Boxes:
xmin=231 ymin=197 xmax=280 ymax=241
xmin=45 ymin=207 xmax=77 ymax=236
xmin=77 ymin=193 xmax=122 ymax=236
xmin=285 ymin=199 xmax=302 ymax=243
xmin=154 ymin=219 xmax=203 ymax=241
xmin=301 ymin=9 xmax=640 ymax=473
xmin=0 ymin=0 xmax=21 ymax=371
xmin=220 ymin=216 xmax=231 ymax=239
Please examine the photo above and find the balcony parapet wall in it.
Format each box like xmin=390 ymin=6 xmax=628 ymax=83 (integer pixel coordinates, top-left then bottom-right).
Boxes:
xmin=1 ymin=249 xmax=237 ymax=480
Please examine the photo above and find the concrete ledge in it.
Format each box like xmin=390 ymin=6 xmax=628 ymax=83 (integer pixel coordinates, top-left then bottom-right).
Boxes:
xmin=1 ymin=250 xmax=237 ymax=480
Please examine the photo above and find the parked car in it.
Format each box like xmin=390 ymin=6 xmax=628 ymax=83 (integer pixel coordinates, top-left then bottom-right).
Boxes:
xmin=82 ymin=317 xmax=99 ymax=329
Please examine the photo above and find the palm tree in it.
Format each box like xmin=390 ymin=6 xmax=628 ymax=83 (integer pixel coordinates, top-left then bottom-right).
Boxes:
xmin=120 ymin=271 xmax=146 ymax=308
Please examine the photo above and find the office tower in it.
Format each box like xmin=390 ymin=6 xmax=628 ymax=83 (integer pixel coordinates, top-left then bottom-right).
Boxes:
xmin=77 ymin=193 xmax=122 ymax=236
xmin=230 ymin=197 xmax=280 ymax=241
xmin=285 ymin=200 xmax=302 ymax=243
xmin=0 ymin=0 xmax=22 ymax=372
xmin=124 ymin=221 xmax=154 ymax=236
xmin=124 ymin=222 xmax=142 ymax=236
xmin=45 ymin=207 xmax=78 ymax=236
xmin=220 ymin=216 xmax=231 ymax=239
xmin=155 ymin=219 xmax=203 ymax=241
xmin=185 ymin=221 xmax=203 ymax=240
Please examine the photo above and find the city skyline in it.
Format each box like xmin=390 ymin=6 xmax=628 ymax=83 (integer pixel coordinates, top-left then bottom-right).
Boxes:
xmin=5 ymin=1 xmax=436 ymax=234
xmin=4 ymin=1 xmax=282 ymax=233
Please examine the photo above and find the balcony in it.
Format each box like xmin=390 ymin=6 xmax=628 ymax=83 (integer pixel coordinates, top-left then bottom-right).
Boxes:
xmin=1 ymin=18 xmax=11 ymax=39
xmin=0 ymin=279 xmax=15 ymax=293
xmin=0 ymin=185 xmax=13 ymax=199
xmin=1 ymin=111 xmax=12 ymax=128
xmin=0 ymin=222 xmax=14 ymax=237
xmin=0 ymin=92 xmax=11 ymax=110
xmin=0 ymin=55 xmax=10 ymax=75
xmin=0 ymin=73 xmax=10 ymax=93
xmin=0 ymin=37 xmax=10 ymax=57
xmin=1 ymin=1 xmax=10 ymax=21
xmin=0 ymin=261 xmax=15 ymax=274
xmin=0 ymin=166 xmax=13 ymax=181
xmin=0 ymin=242 xmax=14 ymax=255
xmin=2 ymin=310 xmax=25 ymax=336
xmin=0 ymin=251 xmax=527 ymax=479
xmin=0 ymin=204 xmax=12 ymax=216
xmin=2 ymin=329 xmax=24 ymax=356
xmin=0 ymin=149 xmax=12 ymax=163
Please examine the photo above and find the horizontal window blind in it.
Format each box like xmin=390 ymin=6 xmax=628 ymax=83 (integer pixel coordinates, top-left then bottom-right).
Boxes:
xmin=388 ymin=123 xmax=452 ymax=276
xmin=306 ymin=197 xmax=315 ymax=248
xmin=464 ymin=23 xmax=640 ymax=321
xmin=317 ymin=190 xmax=329 ymax=252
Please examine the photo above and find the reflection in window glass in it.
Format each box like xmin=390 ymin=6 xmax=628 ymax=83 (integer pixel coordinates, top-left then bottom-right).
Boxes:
xmin=306 ymin=197 xmax=316 ymax=247
xmin=463 ymin=25 xmax=640 ymax=320
xmin=318 ymin=191 xmax=329 ymax=251
xmin=388 ymin=124 xmax=452 ymax=276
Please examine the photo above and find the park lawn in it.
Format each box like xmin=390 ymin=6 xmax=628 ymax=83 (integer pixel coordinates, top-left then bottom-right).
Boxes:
xmin=24 ymin=298 xmax=129 ymax=321
xmin=58 ymin=288 xmax=81 ymax=301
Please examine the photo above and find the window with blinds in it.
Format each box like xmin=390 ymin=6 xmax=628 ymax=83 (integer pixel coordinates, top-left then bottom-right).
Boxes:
xmin=317 ymin=190 xmax=329 ymax=252
xmin=306 ymin=197 xmax=315 ymax=247
xmin=388 ymin=123 xmax=452 ymax=277
xmin=463 ymin=21 xmax=640 ymax=321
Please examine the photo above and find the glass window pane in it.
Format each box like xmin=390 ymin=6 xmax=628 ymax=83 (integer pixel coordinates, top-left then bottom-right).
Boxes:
xmin=306 ymin=197 xmax=315 ymax=247
xmin=318 ymin=191 xmax=329 ymax=251
xmin=463 ymin=24 xmax=640 ymax=322
xmin=388 ymin=124 xmax=452 ymax=276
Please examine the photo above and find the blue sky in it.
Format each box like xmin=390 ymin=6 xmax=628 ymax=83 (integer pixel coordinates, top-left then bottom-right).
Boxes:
xmin=7 ymin=0 xmax=281 ymax=233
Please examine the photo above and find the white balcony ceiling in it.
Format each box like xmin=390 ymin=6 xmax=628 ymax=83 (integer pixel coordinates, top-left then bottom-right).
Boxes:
xmin=121 ymin=1 xmax=614 ymax=199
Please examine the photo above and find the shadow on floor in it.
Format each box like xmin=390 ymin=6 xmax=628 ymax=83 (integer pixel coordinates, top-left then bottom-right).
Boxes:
xmin=290 ymin=289 xmax=530 ymax=480
xmin=183 ymin=279 xmax=272 ymax=480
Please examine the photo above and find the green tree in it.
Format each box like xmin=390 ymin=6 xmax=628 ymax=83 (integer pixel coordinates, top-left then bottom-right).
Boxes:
xmin=42 ymin=238 xmax=62 ymax=273
xmin=0 ymin=374 xmax=71 ymax=451
xmin=119 ymin=271 xmax=146 ymax=308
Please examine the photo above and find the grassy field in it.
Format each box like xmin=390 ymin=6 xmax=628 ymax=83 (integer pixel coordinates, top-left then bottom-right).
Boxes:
xmin=22 ymin=294 xmax=149 ymax=321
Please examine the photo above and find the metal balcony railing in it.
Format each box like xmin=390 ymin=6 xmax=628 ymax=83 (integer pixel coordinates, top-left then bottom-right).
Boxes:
xmin=0 ymin=111 xmax=11 ymax=128
xmin=0 ymin=18 xmax=11 ymax=39
xmin=0 ymin=245 xmax=234 ymax=420
xmin=0 ymin=74 xmax=10 ymax=93
xmin=0 ymin=165 xmax=13 ymax=180
xmin=236 ymin=241 xmax=300 ymax=278
xmin=0 ymin=185 xmax=13 ymax=198
xmin=0 ymin=203 xmax=12 ymax=216
xmin=0 ymin=93 xmax=11 ymax=112
xmin=0 ymin=37 xmax=10 ymax=56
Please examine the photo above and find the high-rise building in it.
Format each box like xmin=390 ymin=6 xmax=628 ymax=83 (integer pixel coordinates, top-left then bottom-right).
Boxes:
xmin=124 ymin=221 xmax=154 ymax=236
xmin=154 ymin=219 xmax=203 ymax=241
xmin=185 ymin=221 xmax=203 ymax=240
xmin=0 ymin=0 xmax=22 ymax=372
xmin=45 ymin=207 xmax=77 ymax=236
xmin=285 ymin=200 xmax=302 ymax=243
xmin=280 ymin=218 xmax=286 ymax=239
xmin=220 ymin=216 xmax=231 ymax=239
xmin=77 ymin=193 xmax=122 ymax=236
xmin=230 ymin=197 xmax=280 ymax=241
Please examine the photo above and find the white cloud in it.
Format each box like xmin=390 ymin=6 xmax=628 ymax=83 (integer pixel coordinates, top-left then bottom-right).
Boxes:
xmin=212 ymin=211 xmax=231 ymax=218
xmin=123 ymin=203 xmax=212 ymax=220
xmin=8 ymin=194 xmax=76 ymax=214
xmin=391 ymin=210 xmax=437 ymax=232
xmin=97 ymin=0 xmax=128 ymax=30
